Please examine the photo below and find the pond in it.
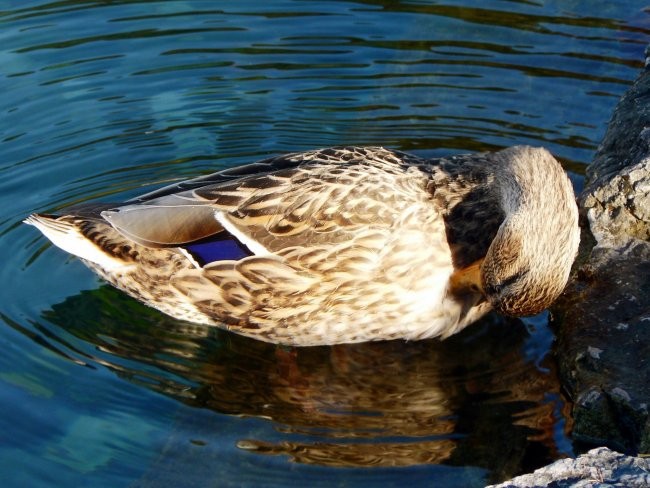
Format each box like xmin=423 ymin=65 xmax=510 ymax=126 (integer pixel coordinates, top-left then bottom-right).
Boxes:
xmin=1 ymin=1 xmax=648 ymax=486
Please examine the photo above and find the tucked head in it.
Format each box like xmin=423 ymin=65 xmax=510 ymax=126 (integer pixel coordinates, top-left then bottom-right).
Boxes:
xmin=480 ymin=219 xmax=576 ymax=316
xmin=478 ymin=146 xmax=580 ymax=317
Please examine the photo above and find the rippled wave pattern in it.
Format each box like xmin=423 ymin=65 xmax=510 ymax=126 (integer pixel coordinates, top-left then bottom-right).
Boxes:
xmin=1 ymin=1 xmax=648 ymax=487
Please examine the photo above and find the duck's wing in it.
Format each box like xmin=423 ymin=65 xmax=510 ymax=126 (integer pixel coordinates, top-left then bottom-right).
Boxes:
xmin=103 ymin=151 xmax=320 ymax=247
xmin=104 ymin=147 xmax=425 ymax=253
xmin=101 ymin=199 xmax=222 ymax=248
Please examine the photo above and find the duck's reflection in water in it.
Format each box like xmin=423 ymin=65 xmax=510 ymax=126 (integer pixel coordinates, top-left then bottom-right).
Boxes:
xmin=43 ymin=285 xmax=566 ymax=480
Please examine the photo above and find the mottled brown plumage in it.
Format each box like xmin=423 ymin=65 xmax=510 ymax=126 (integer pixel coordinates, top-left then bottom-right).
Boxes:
xmin=25 ymin=145 xmax=579 ymax=345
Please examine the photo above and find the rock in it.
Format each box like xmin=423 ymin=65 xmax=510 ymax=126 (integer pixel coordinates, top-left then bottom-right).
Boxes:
xmin=582 ymin=158 xmax=650 ymax=248
xmin=583 ymin=47 xmax=650 ymax=188
xmin=551 ymin=47 xmax=650 ymax=455
xmin=580 ymin=45 xmax=650 ymax=249
xmin=553 ymin=245 xmax=650 ymax=454
xmin=487 ymin=447 xmax=650 ymax=488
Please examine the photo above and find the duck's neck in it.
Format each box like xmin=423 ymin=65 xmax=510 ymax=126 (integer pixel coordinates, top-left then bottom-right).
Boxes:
xmin=489 ymin=145 xmax=579 ymax=278
xmin=492 ymin=146 xmax=557 ymax=218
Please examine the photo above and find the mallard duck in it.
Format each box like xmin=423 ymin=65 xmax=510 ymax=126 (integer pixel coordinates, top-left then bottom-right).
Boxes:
xmin=25 ymin=145 xmax=579 ymax=346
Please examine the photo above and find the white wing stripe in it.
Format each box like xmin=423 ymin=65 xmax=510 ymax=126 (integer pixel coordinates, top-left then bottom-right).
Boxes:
xmin=214 ymin=211 xmax=271 ymax=256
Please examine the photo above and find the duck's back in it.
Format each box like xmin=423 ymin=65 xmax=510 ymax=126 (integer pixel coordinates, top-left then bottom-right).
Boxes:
xmin=26 ymin=146 xmax=498 ymax=345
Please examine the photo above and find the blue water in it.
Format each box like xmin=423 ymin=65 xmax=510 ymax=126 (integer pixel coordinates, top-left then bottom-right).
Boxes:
xmin=1 ymin=1 xmax=648 ymax=486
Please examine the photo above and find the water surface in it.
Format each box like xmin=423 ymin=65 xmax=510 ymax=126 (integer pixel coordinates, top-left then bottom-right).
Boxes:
xmin=1 ymin=1 xmax=648 ymax=486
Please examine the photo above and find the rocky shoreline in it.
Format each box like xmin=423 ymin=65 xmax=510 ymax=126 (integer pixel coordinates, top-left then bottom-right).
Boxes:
xmin=493 ymin=48 xmax=650 ymax=487
xmin=489 ymin=448 xmax=650 ymax=488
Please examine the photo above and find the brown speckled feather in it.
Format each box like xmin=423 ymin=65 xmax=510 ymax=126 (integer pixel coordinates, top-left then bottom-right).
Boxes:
xmin=25 ymin=145 xmax=579 ymax=346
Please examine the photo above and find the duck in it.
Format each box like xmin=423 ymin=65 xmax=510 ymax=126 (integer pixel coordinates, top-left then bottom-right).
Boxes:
xmin=25 ymin=145 xmax=580 ymax=346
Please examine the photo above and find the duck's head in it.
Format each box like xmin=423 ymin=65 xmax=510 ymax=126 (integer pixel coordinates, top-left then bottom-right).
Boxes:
xmin=479 ymin=146 xmax=581 ymax=317
xmin=479 ymin=220 xmax=574 ymax=316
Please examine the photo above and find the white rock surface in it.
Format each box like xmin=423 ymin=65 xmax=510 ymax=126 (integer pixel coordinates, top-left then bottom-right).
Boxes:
xmin=488 ymin=448 xmax=650 ymax=488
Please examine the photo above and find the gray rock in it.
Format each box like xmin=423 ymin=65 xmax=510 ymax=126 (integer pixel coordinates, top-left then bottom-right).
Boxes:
xmin=553 ymin=245 xmax=650 ymax=454
xmin=583 ymin=45 xmax=650 ymax=201
xmin=582 ymin=158 xmax=650 ymax=248
xmin=551 ymin=46 xmax=650 ymax=456
xmin=487 ymin=447 xmax=650 ymax=488
xmin=580 ymin=44 xmax=650 ymax=249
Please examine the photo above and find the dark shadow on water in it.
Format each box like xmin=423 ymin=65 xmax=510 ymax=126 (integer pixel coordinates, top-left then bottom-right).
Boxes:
xmin=27 ymin=285 xmax=569 ymax=483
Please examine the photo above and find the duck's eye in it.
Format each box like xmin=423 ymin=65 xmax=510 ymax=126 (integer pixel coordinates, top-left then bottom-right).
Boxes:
xmin=486 ymin=271 xmax=527 ymax=296
xmin=500 ymin=272 xmax=524 ymax=288
xmin=485 ymin=282 xmax=503 ymax=296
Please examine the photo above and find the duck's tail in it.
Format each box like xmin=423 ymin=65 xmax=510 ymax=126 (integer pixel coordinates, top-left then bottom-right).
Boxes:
xmin=24 ymin=213 xmax=133 ymax=271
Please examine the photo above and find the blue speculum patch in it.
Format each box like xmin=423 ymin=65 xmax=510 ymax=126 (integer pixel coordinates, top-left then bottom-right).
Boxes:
xmin=183 ymin=232 xmax=252 ymax=266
